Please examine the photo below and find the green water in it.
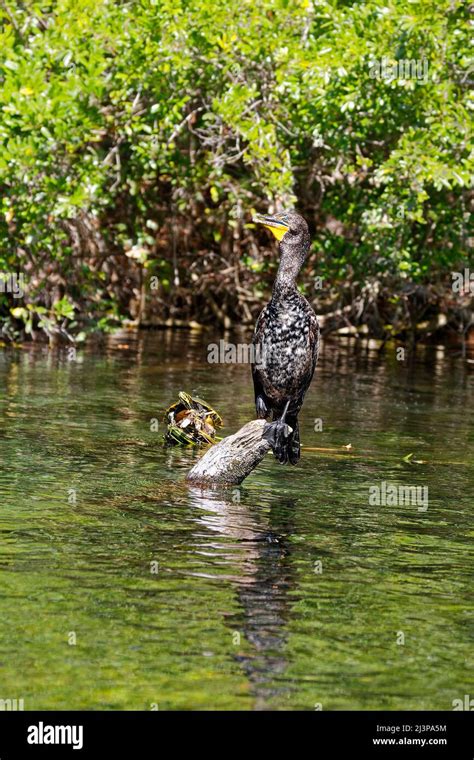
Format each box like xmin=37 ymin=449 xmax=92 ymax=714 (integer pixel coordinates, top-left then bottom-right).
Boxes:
xmin=0 ymin=332 xmax=473 ymax=710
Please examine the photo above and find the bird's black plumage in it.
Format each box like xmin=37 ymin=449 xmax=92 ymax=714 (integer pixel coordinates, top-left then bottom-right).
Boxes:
xmin=251 ymin=211 xmax=319 ymax=464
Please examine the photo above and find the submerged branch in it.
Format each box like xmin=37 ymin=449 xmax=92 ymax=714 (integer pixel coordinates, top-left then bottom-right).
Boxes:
xmin=186 ymin=419 xmax=271 ymax=486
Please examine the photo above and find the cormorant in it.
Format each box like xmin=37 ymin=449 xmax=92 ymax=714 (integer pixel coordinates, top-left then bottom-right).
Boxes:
xmin=251 ymin=211 xmax=319 ymax=464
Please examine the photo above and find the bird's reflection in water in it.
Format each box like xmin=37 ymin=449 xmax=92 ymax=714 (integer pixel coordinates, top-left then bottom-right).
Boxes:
xmin=188 ymin=486 xmax=296 ymax=709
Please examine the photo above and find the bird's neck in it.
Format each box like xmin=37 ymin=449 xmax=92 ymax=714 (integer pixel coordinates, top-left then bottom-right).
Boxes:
xmin=273 ymin=250 xmax=303 ymax=297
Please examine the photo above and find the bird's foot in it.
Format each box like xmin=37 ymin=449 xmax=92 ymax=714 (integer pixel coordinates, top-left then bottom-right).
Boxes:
xmin=288 ymin=437 xmax=300 ymax=465
xmin=262 ymin=419 xmax=293 ymax=464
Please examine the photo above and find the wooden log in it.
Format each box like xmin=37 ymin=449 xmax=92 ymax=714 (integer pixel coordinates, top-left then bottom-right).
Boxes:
xmin=186 ymin=419 xmax=273 ymax=486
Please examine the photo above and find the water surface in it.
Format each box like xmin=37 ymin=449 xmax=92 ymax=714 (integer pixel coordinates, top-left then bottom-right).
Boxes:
xmin=0 ymin=332 xmax=472 ymax=710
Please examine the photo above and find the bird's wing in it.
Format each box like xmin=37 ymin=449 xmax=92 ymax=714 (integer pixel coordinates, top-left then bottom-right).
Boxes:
xmin=251 ymin=304 xmax=270 ymax=408
xmin=295 ymin=309 xmax=320 ymax=407
xmin=309 ymin=310 xmax=320 ymax=377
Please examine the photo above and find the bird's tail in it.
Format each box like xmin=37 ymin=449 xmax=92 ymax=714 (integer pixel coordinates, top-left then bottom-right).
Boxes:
xmin=263 ymin=416 xmax=300 ymax=465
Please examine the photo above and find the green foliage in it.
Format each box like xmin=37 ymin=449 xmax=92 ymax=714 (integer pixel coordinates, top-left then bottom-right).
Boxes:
xmin=0 ymin=0 xmax=472 ymax=339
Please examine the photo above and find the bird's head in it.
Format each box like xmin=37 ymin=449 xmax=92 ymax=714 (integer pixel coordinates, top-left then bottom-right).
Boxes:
xmin=253 ymin=210 xmax=310 ymax=271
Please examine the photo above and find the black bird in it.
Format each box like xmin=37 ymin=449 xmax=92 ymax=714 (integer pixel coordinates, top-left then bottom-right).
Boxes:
xmin=251 ymin=211 xmax=319 ymax=464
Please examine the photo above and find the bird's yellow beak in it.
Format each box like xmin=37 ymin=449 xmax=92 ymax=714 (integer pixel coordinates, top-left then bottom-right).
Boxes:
xmin=252 ymin=213 xmax=290 ymax=242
